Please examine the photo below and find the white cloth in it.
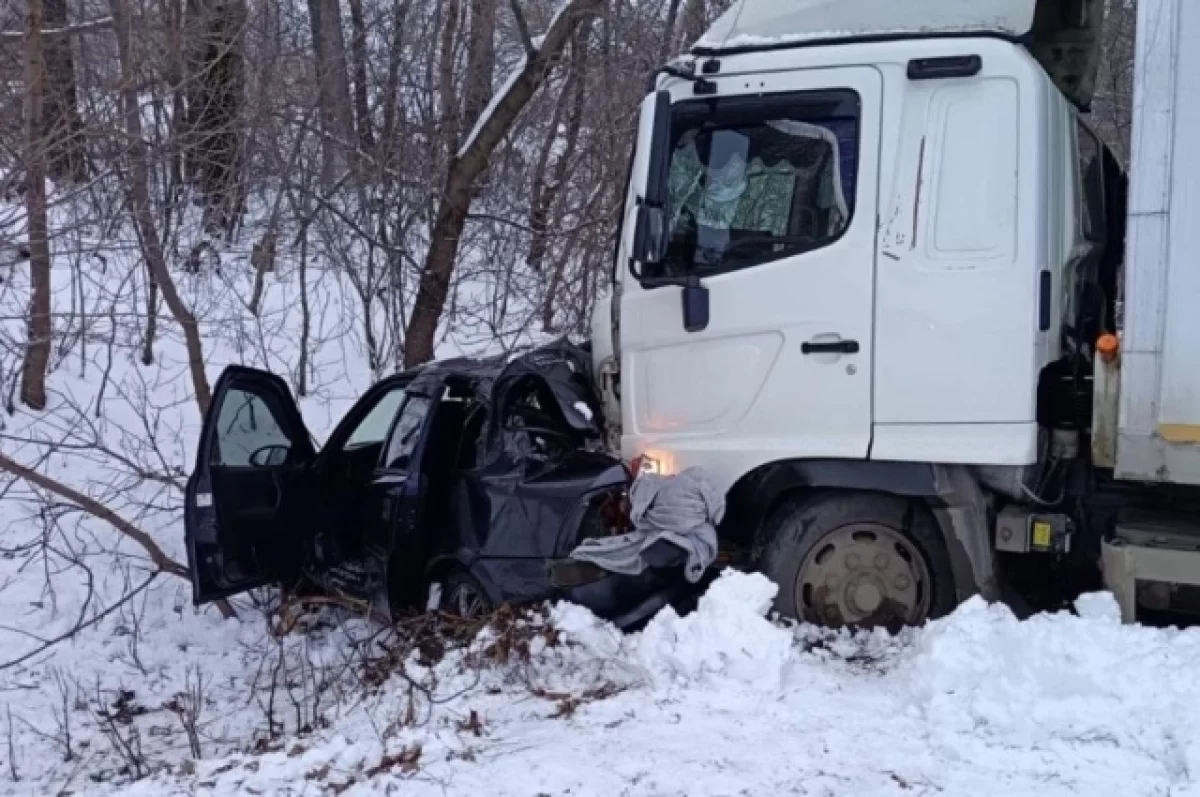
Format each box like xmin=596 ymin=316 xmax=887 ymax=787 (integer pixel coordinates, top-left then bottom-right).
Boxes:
xmin=569 ymin=467 xmax=725 ymax=583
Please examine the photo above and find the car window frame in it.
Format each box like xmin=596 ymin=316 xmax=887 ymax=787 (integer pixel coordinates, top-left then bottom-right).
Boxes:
xmin=639 ymin=87 xmax=862 ymax=282
xmin=314 ymin=374 xmax=417 ymax=464
xmin=341 ymin=384 xmax=409 ymax=452
xmin=380 ymin=392 xmax=435 ymax=474
xmin=211 ymin=383 xmax=302 ymax=469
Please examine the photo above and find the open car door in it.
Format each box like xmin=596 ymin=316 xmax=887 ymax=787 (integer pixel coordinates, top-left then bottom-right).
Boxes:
xmin=185 ymin=366 xmax=317 ymax=604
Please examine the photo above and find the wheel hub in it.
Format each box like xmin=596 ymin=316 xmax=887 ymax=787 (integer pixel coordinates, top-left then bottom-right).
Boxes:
xmin=795 ymin=522 xmax=932 ymax=629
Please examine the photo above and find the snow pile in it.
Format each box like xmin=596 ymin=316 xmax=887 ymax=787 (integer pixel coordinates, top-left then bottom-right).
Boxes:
xmin=898 ymin=594 xmax=1200 ymax=791
xmin=632 ymin=571 xmax=793 ymax=689
xmin=69 ymin=575 xmax=1200 ymax=796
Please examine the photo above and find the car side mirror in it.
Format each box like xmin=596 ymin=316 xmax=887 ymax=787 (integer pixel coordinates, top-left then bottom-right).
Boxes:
xmin=681 ymin=277 xmax=709 ymax=333
xmin=249 ymin=444 xmax=291 ymax=467
xmin=633 ymin=204 xmax=668 ymax=265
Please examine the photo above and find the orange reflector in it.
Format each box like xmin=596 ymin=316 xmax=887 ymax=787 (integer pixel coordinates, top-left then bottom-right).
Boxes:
xmin=1097 ymin=334 xmax=1120 ymax=363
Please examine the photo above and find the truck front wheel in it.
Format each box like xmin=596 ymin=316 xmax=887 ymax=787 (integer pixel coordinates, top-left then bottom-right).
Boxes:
xmin=756 ymin=493 xmax=956 ymax=629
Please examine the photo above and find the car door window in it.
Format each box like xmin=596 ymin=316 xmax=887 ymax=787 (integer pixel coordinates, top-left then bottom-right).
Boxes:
xmin=344 ymin=386 xmax=407 ymax=450
xmin=384 ymin=395 xmax=432 ymax=471
xmin=214 ymin=388 xmax=295 ymax=467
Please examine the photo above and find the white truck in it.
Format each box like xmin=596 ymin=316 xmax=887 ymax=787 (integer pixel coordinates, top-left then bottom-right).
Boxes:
xmin=592 ymin=0 xmax=1200 ymax=626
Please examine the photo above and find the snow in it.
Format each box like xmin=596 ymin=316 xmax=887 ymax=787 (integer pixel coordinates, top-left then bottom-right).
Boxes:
xmin=44 ymin=572 xmax=1200 ymax=797
xmin=697 ymin=0 xmax=1037 ymax=51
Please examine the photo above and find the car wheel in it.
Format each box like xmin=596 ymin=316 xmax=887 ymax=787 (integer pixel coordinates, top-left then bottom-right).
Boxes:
xmin=756 ymin=492 xmax=956 ymax=629
xmin=443 ymin=571 xmax=494 ymax=620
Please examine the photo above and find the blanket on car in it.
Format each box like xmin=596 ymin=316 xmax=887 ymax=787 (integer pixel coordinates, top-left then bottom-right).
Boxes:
xmin=569 ymin=467 xmax=724 ymax=583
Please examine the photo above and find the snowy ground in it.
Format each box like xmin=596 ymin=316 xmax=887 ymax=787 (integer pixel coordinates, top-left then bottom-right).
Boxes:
xmin=13 ymin=572 xmax=1200 ymax=797
xmin=4 ymin=198 xmax=1200 ymax=796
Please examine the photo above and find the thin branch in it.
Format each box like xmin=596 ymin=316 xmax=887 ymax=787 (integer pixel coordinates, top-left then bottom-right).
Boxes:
xmin=0 ymin=572 xmax=158 ymax=672
xmin=0 ymin=451 xmax=235 ymax=619
xmin=508 ymin=0 xmax=536 ymax=57
xmin=0 ymin=16 xmax=112 ymax=41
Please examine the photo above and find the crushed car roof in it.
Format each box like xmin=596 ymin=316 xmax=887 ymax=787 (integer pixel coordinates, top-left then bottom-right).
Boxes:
xmin=408 ymin=339 xmax=603 ymax=435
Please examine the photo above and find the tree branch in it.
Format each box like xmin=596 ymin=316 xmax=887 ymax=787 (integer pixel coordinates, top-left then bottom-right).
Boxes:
xmin=0 ymin=451 xmax=235 ymax=619
xmin=507 ymin=0 xmax=536 ymax=57
xmin=0 ymin=16 xmax=113 ymax=41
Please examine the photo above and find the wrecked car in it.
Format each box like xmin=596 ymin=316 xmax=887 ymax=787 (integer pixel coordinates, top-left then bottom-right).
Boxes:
xmin=184 ymin=341 xmax=706 ymax=628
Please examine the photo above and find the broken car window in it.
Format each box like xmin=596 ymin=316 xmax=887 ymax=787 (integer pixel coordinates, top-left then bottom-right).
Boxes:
xmin=344 ymin=385 xmax=407 ymax=450
xmin=647 ymin=89 xmax=860 ymax=280
xmin=384 ymin=395 xmax=432 ymax=471
xmin=214 ymin=388 xmax=293 ymax=467
xmin=501 ymin=379 xmax=574 ymax=462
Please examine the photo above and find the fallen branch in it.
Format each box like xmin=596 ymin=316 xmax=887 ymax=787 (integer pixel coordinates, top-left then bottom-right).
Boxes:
xmin=0 ymin=451 xmax=235 ymax=619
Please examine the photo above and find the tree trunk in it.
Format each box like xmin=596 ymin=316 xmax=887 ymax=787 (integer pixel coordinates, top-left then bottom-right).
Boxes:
xmin=379 ymin=0 xmax=412 ymax=155
xmin=529 ymin=30 xmax=586 ymax=275
xmin=660 ymin=0 xmax=683 ymax=61
xmin=346 ymin=0 xmax=375 ymax=153
xmin=164 ymin=0 xmax=186 ymax=196
xmin=680 ymin=0 xmax=705 ymax=49
xmin=41 ymin=0 xmax=85 ymax=182
xmin=461 ymin=0 xmax=497 ymax=136
xmin=184 ymin=0 xmax=246 ymax=231
xmin=403 ymin=0 xmax=604 ymax=367
xmin=21 ymin=0 xmax=52 ymax=411
xmin=109 ymin=0 xmax=213 ymax=416
xmin=307 ymin=0 xmax=358 ymax=182
xmin=437 ymin=0 xmax=462 ymax=155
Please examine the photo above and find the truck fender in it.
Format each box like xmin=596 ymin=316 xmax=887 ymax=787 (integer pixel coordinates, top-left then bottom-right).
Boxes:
xmin=727 ymin=460 xmax=997 ymax=602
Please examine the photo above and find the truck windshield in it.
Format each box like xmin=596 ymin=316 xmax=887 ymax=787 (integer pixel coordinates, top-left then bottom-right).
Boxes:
xmin=648 ymin=89 xmax=860 ymax=280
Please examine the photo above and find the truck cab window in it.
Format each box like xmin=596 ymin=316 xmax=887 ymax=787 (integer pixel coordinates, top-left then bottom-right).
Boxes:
xmin=650 ymin=89 xmax=860 ymax=279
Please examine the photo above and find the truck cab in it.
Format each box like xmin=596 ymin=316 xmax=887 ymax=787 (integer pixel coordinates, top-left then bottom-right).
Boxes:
xmin=593 ymin=0 xmax=1127 ymax=627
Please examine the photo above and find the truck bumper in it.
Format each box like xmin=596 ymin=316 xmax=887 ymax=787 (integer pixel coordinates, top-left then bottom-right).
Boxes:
xmin=1101 ymin=514 xmax=1200 ymax=623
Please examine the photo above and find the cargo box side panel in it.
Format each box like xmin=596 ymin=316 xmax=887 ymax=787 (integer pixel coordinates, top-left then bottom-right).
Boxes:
xmin=1117 ymin=0 xmax=1200 ymax=484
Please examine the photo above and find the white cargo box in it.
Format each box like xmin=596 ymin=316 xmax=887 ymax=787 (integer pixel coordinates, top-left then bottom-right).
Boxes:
xmin=1118 ymin=0 xmax=1200 ymax=484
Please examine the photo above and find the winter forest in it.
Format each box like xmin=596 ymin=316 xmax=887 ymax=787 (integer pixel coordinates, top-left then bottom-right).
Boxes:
xmin=0 ymin=0 xmax=1175 ymax=795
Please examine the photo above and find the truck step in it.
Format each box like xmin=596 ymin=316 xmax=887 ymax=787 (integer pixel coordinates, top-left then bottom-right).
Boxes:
xmin=1102 ymin=509 xmax=1200 ymax=622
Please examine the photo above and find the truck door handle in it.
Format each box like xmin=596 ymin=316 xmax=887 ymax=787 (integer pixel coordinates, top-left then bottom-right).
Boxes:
xmin=802 ymin=339 xmax=860 ymax=355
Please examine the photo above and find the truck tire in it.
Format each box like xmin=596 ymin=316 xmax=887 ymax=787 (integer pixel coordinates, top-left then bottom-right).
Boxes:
xmin=756 ymin=492 xmax=956 ymax=629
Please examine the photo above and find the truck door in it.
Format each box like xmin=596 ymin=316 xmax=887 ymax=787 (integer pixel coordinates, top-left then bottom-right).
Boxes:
xmin=618 ymin=67 xmax=882 ymax=482
xmin=185 ymin=367 xmax=317 ymax=604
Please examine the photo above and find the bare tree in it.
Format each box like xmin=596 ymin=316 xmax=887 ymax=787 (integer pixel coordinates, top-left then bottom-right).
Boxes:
xmin=347 ymin=0 xmax=375 ymax=153
xmin=308 ymin=0 xmax=358 ymax=182
xmin=404 ymin=0 xmax=605 ymax=366
xmin=680 ymin=0 xmax=705 ymax=50
xmin=462 ymin=0 xmax=498 ymax=134
xmin=108 ymin=0 xmax=213 ymax=415
xmin=183 ymin=0 xmax=248 ymax=232
xmin=41 ymin=0 xmax=85 ymax=182
xmin=19 ymin=0 xmax=52 ymax=411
